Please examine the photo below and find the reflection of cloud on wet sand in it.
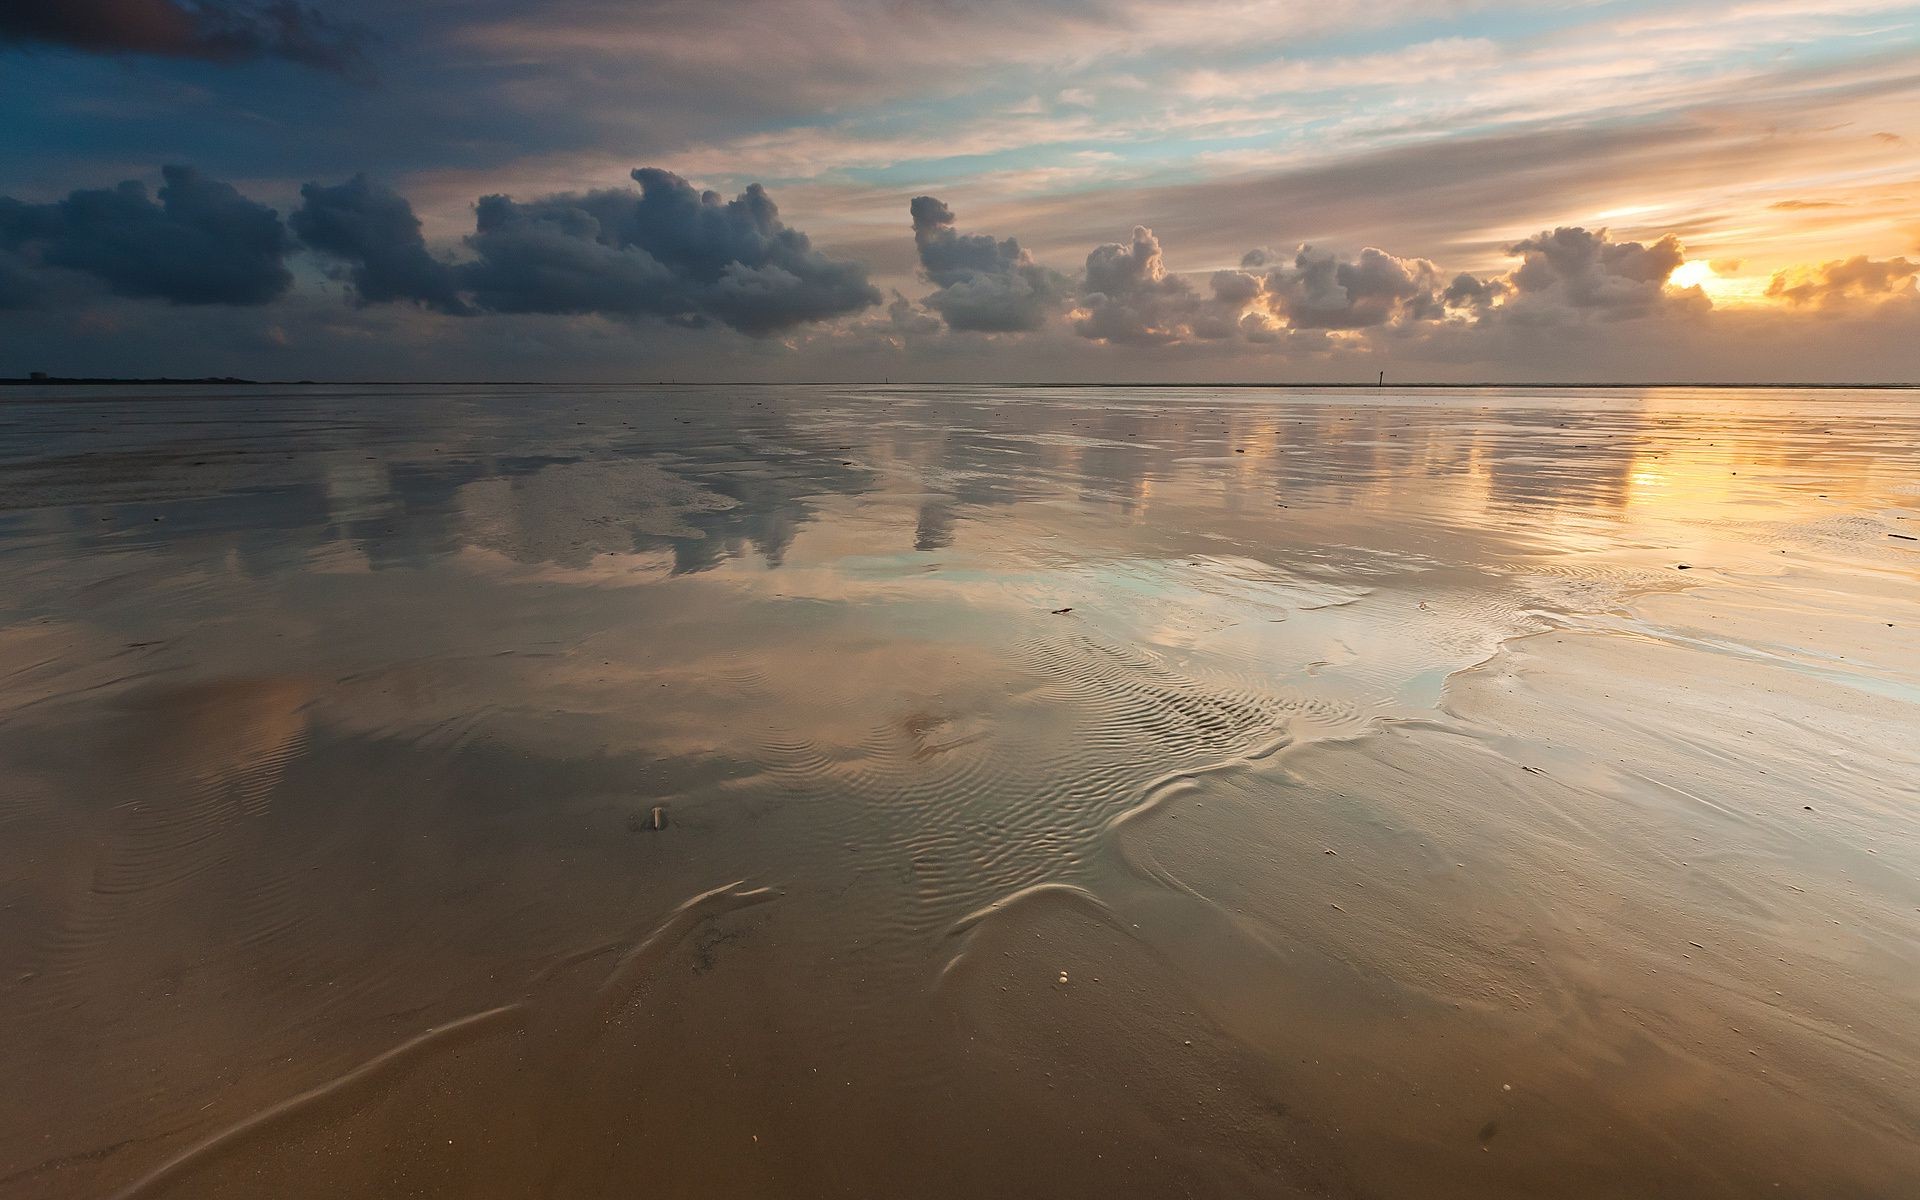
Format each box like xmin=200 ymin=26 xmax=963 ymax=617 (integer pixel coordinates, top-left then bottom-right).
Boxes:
xmin=457 ymin=459 xmax=737 ymax=568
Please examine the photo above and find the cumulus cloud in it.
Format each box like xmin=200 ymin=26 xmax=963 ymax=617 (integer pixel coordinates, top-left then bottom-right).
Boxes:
xmin=1247 ymin=245 xmax=1446 ymax=330
xmin=898 ymin=208 xmax=1711 ymax=351
xmin=1061 ymin=235 xmax=1455 ymax=345
xmin=1441 ymin=270 xmax=1506 ymax=314
xmin=910 ymin=196 xmax=1066 ymax=332
xmin=1765 ymin=255 xmax=1918 ymax=308
xmin=0 ymin=0 xmax=363 ymax=70
xmin=292 ymin=175 xmax=468 ymax=314
xmin=1494 ymin=226 xmax=1699 ymax=321
xmin=460 ymin=169 xmax=879 ymax=335
xmin=1050 ymin=222 xmax=1715 ymax=346
xmin=0 ymin=165 xmax=877 ymax=336
xmin=885 ymin=290 xmax=942 ymax=335
xmin=1074 ymin=225 xmax=1204 ymax=344
xmin=0 ymin=165 xmax=292 ymax=306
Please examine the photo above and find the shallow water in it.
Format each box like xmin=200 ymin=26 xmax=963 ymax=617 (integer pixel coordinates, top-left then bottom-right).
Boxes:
xmin=1 ymin=384 xmax=1916 ymax=1198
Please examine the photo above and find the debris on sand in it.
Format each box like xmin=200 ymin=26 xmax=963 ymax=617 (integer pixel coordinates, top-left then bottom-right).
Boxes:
xmin=1051 ymin=607 xmax=1074 ymax=615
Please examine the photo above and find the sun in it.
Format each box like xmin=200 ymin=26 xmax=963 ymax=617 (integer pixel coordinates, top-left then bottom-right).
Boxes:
xmin=1669 ymin=260 xmax=1716 ymax=290
xmin=1666 ymin=259 xmax=1772 ymax=305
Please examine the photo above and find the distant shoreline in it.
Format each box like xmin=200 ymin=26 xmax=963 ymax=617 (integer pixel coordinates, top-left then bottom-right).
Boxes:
xmin=3 ymin=377 xmax=1914 ymax=390
xmin=1 ymin=376 xmax=278 ymax=387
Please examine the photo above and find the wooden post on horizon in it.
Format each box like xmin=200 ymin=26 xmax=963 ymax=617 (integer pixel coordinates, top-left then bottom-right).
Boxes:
xmin=1378 ymin=370 xmax=1385 ymax=388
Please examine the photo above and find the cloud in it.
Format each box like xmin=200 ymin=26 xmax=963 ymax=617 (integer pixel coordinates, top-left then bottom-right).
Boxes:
xmin=1073 ymin=225 xmax=1207 ymax=344
xmin=292 ymin=175 xmax=468 ymax=314
xmin=910 ymin=196 xmax=1066 ymax=332
xmin=1765 ymin=255 xmax=1919 ymax=307
xmin=884 ymin=290 xmax=942 ymax=335
xmin=1248 ymin=245 xmax=1446 ymax=330
xmin=1493 ymin=226 xmax=1701 ymax=321
xmin=895 ymin=203 xmax=1720 ymax=351
xmin=0 ymin=0 xmax=363 ymax=70
xmin=460 ymin=168 xmax=880 ymax=335
xmin=1 ymin=165 xmax=877 ymax=338
xmin=1034 ymin=220 xmax=1719 ymax=348
xmin=7 ymin=155 xmax=1913 ymax=386
xmin=1058 ymin=231 xmax=1459 ymax=345
xmin=1348 ymin=226 xmax=1706 ymax=331
xmin=0 ymin=165 xmax=292 ymax=305
xmin=0 ymin=250 xmax=46 ymax=311
xmin=1441 ymin=271 xmax=1506 ymax=314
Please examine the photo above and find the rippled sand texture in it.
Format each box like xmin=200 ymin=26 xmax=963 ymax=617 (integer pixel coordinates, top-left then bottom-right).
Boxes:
xmin=1 ymin=384 xmax=1916 ymax=1198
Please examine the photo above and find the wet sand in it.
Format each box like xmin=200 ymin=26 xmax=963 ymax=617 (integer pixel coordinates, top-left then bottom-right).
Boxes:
xmin=0 ymin=384 xmax=1916 ymax=1198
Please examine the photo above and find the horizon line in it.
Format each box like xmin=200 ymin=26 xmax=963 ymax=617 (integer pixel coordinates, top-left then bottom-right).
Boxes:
xmin=3 ymin=377 xmax=1916 ymax=391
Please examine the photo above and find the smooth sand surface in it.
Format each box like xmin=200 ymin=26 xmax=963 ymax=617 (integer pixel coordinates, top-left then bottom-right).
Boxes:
xmin=1 ymin=384 xmax=1915 ymax=1197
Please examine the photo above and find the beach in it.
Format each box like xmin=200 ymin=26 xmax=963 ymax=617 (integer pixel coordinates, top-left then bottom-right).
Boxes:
xmin=1 ymin=383 xmax=1916 ymax=1197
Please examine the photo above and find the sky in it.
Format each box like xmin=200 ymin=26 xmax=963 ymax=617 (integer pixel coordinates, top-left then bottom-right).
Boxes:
xmin=1 ymin=0 xmax=1917 ymax=382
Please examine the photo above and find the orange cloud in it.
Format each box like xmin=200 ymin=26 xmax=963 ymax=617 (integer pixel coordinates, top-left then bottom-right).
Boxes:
xmin=1765 ymin=255 xmax=1920 ymax=307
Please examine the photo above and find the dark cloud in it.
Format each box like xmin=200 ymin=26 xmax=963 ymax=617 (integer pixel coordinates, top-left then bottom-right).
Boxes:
xmin=460 ymin=169 xmax=879 ymax=335
xmin=292 ymin=175 xmax=468 ymax=314
xmin=1766 ymin=255 xmax=1918 ymax=308
xmin=0 ymin=165 xmax=292 ymax=305
xmin=0 ymin=202 xmax=56 ymax=311
xmin=1441 ymin=270 xmax=1505 ymax=314
xmin=910 ymin=196 xmax=1066 ymax=332
xmin=0 ymin=165 xmax=876 ymax=337
xmin=1496 ymin=226 xmax=1697 ymax=320
xmin=0 ymin=0 xmax=364 ymax=70
xmin=884 ymin=290 xmax=942 ymax=335
xmin=1250 ymin=245 xmax=1446 ymax=330
xmin=0 ymin=252 xmax=45 ymax=311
